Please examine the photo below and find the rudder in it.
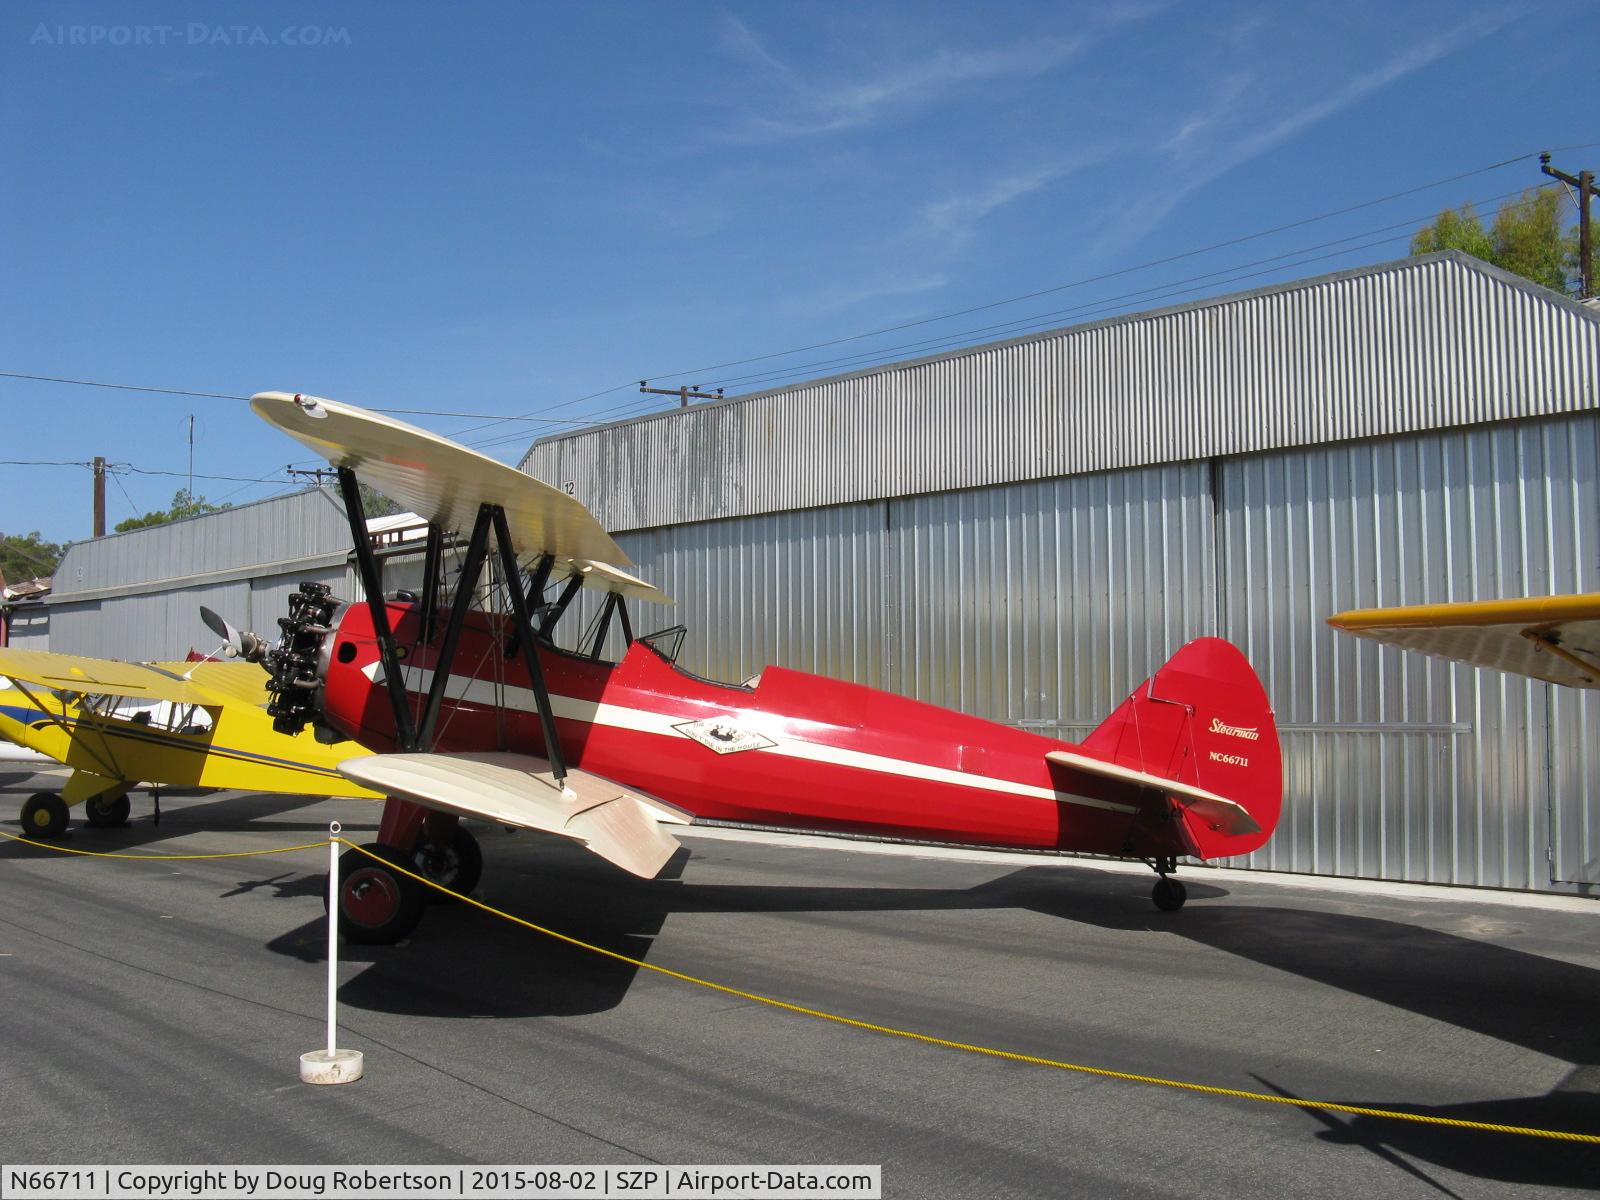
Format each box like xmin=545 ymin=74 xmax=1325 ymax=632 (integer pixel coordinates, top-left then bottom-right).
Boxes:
xmin=1081 ymin=637 xmax=1281 ymax=860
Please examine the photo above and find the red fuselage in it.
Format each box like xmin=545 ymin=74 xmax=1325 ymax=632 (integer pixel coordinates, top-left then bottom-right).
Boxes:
xmin=319 ymin=603 xmax=1275 ymax=861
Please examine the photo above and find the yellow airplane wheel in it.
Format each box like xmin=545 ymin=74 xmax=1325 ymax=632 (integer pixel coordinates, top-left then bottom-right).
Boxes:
xmin=84 ymin=793 xmax=132 ymax=828
xmin=21 ymin=793 xmax=69 ymax=839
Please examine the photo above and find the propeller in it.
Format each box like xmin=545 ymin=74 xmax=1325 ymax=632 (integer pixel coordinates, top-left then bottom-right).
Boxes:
xmin=199 ymin=605 xmax=268 ymax=664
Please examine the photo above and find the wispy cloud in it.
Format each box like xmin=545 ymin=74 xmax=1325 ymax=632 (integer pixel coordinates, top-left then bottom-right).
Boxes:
xmin=781 ymin=272 xmax=951 ymax=318
xmin=714 ymin=15 xmax=1084 ymax=143
xmin=913 ymin=152 xmax=1105 ymax=248
xmin=1104 ymin=9 xmax=1517 ymax=248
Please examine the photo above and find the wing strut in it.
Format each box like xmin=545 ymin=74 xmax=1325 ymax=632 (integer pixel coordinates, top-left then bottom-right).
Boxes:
xmin=338 ymin=467 xmax=417 ymax=750
xmin=414 ymin=504 xmax=494 ymax=751
xmin=418 ymin=523 xmax=444 ymax=645
xmin=491 ymin=506 xmax=568 ymax=783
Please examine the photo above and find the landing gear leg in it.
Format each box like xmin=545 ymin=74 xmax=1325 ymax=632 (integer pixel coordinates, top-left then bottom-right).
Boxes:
xmin=1150 ymin=856 xmax=1187 ymax=912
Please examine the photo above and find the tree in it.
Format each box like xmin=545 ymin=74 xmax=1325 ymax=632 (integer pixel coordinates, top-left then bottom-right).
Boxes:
xmin=113 ymin=489 xmax=230 ymax=533
xmin=357 ymin=481 xmax=402 ymax=518
xmin=0 ymin=531 xmax=66 ymax=582
xmin=1412 ymin=188 xmax=1583 ymax=294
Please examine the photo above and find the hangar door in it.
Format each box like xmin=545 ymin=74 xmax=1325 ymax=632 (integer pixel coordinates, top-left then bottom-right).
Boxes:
xmin=1219 ymin=414 xmax=1600 ymax=890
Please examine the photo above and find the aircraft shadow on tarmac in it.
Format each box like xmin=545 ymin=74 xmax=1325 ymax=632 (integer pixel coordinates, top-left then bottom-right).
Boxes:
xmin=0 ymin=788 xmax=379 ymax=861
xmin=260 ymin=844 xmax=1600 ymax=1189
xmin=11 ymin=785 xmax=1594 ymax=1189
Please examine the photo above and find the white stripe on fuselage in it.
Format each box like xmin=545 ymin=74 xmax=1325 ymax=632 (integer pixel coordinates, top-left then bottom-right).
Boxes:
xmin=360 ymin=662 xmax=1138 ymax=815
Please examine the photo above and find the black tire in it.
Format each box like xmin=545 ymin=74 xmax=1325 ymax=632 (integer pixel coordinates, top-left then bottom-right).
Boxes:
xmin=1152 ymin=877 xmax=1188 ymax=912
xmin=327 ymin=842 xmax=424 ymax=945
xmin=20 ymin=792 xmax=69 ymax=839
xmin=411 ymin=825 xmax=483 ymax=903
xmin=84 ymin=792 xmax=131 ymax=829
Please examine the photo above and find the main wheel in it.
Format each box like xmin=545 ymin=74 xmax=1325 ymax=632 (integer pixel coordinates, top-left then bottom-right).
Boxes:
xmin=84 ymin=793 xmax=131 ymax=828
xmin=328 ymin=842 xmax=424 ymax=945
xmin=1152 ymin=877 xmax=1188 ymax=912
xmin=411 ymin=825 xmax=483 ymax=903
xmin=20 ymin=793 xmax=69 ymax=839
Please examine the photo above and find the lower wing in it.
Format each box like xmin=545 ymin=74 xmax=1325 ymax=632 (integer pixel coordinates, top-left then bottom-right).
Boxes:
xmin=338 ymin=752 xmax=692 ymax=878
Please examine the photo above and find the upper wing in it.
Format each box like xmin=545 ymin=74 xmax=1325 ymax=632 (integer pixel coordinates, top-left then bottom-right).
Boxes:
xmin=1045 ymin=748 xmax=1261 ymax=836
xmin=1326 ymin=593 xmax=1600 ymax=689
xmin=339 ymin=751 xmax=693 ymax=878
xmin=548 ymin=558 xmax=670 ymax=603
xmin=0 ymin=648 xmax=225 ymax=707
xmin=253 ymin=391 xmax=633 ymax=572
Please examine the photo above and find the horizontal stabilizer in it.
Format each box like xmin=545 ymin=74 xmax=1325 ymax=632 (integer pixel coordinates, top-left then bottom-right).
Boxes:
xmin=1045 ymin=748 xmax=1261 ymax=837
xmin=339 ymin=751 xmax=693 ymax=878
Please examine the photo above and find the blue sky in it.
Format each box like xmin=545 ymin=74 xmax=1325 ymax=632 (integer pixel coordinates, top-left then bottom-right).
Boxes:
xmin=1 ymin=1 xmax=1594 ymax=550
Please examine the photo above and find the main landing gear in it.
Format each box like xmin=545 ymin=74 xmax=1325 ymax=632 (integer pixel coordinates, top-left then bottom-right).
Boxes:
xmin=325 ymin=799 xmax=484 ymax=944
xmin=1149 ymin=857 xmax=1187 ymax=912
xmin=20 ymin=792 xmax=68 ymax=839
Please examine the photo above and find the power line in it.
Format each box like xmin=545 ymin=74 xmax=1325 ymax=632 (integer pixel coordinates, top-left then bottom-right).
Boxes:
xmin=468 ymin=178 xmax=1563 ymax=450
xmin=454 ymin=150 xmax=1544 ymax=442
xmin=0 ymin=372 xmax=599 ymax=428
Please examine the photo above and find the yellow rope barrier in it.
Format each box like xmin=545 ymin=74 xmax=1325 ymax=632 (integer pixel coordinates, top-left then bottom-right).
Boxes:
xmin=8 ymin=826 xmax=1596 ymax=1146
xmin=0 ymin=829 xmax=331 ymax=861
xmin=337 ymin=840 xmax=1600 ymax=1148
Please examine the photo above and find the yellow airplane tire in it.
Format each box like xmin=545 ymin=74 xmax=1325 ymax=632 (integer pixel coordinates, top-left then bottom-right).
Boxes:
xmin=84 ymin=793 xmax=132 ymax=829
xmin=20 ymin=793 xmax=69 ymax=839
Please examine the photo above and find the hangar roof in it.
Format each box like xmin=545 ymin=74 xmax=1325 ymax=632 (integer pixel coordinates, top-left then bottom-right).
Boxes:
xmin=523 ymin=251 xmax=1600 ymax=534
xmin=51 ymin=486 xmax=352 ymax=601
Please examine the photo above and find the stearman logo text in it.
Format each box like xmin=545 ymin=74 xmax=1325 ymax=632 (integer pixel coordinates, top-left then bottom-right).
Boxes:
xmin=1209 ymin=718 xmax=1260 ymax=741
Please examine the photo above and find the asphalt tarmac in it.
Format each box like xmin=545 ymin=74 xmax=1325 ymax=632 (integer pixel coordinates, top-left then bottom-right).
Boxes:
xmin=1 ymin=771 xmax=1597 ymax=1199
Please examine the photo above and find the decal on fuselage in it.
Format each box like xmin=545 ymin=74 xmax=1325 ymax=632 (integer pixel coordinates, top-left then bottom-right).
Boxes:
xmin=673 ymin=717 xmax=777 ymax=755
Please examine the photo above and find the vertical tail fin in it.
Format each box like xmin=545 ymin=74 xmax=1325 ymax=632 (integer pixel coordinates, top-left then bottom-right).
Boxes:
xmin=1082 ymin=637 xmax=1281 ymax=859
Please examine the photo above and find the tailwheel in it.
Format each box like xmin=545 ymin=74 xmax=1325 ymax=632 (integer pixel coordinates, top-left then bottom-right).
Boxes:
xmin=328 ymin=842 xmax=424 ymax=945
xmin=20 ymin=793 xmax=69 ymax=839
xmin=1152 ymin=876 xmax=1188 ymax=912
xmin=411 ymin=825 xmax=483 ymax=904
xmin=84 ymin=792 xmax=132 ymax=829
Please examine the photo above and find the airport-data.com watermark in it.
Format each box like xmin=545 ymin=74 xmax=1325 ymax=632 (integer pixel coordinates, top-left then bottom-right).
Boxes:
xmin=29 ymin=23 xmax=352 ymax=48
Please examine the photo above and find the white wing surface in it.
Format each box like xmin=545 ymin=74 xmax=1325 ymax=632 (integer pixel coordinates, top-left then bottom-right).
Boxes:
xmin=339 ymin=751 xmax=692 ymax=878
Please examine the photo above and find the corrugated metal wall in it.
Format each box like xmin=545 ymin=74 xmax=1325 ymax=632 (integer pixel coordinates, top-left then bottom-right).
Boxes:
xmin=54 ymin=487 xmax=351 ymax=594
xmin=47 ymin=488 xmax=355 ymax=661
xmin=526 ymin=254 xmax=1600 ymax=535
xmin=4 ymin=606 xmax=50 ymax=651
xmin=568 ymin=413 xmax=1599 ymax=894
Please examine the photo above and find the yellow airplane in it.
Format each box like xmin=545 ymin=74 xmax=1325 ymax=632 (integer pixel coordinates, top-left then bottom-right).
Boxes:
xmin=1326 ymin=593 xmax=1600 ymax=688
xmin=0 ymin=645 xmax=378 ymax=838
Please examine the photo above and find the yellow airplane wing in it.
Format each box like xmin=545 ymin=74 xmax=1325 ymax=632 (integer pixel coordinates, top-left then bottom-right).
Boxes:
xmin=0 ymin=647 xmax=223 ymax=706
xmin=156 ymin=660 xmax=272 ymax=706
xmin=1326 ymin=593 xmax=1600 ymax=688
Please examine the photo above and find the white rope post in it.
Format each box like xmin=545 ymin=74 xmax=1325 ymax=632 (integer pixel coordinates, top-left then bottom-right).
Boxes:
xmin=299 ymin=821 xmax=364 ymax=1084
xmin=326 ymin=823 xmax=339 ymax=1055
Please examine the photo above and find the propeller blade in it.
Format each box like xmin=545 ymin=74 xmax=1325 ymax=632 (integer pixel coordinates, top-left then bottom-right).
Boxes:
xmin=199 ymin=605 xmax=265 ymax=662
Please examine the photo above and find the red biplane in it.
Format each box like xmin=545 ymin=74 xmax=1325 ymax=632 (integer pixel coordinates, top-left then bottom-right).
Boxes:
xmin=245 ymin=392 xmax=1283 ymax=942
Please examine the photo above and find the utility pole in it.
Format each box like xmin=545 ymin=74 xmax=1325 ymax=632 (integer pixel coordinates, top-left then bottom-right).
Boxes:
xmin=1541 ymin=152 xmax=1597 ymax=299
xmin=92 ymin=456 xmax=106 ymax=538
xmin=639 ymin=380 xmax=726 ymax=408
xmin=287 ymin=466 xmax=338 ymax=486
xmin=187 ymin=413 xmax=195 ymax=497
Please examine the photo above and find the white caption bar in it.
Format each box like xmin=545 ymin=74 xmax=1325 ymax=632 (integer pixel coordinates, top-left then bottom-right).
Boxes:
xmin=1 ymin=1165 xmax=881 ymax=1200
